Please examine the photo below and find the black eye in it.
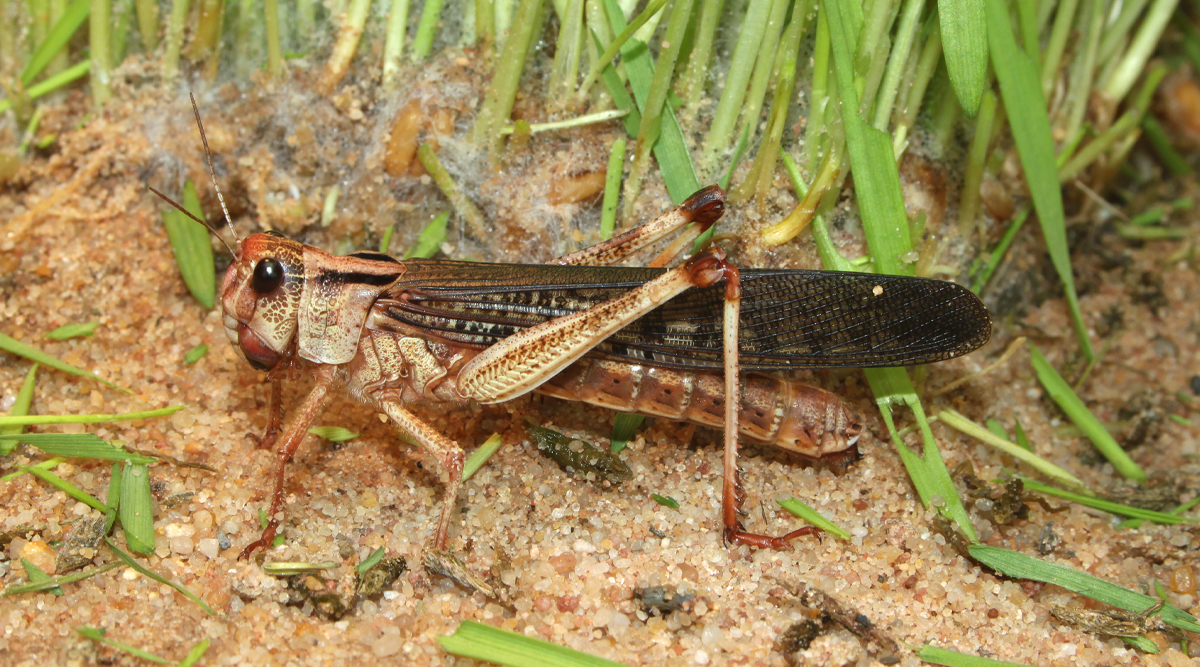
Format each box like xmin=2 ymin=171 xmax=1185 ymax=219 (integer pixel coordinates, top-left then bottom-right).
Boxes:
xmin=252 ymin=258 xmax=284 ymax=294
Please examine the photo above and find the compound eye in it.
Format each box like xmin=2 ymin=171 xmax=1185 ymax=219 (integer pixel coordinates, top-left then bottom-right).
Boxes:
xmin=251 ymin=258 xmax=284 ymax=294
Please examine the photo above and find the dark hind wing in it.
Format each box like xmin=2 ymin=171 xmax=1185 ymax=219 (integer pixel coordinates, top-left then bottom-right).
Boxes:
xmin=375 ymin=261 xmax=992 ymax=371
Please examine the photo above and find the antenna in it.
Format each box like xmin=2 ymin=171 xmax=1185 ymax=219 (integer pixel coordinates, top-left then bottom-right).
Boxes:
xmin=189 ymin=92 xmax=239 ymax=245
xmin=149 ymin=185 xmax=239 ymax=257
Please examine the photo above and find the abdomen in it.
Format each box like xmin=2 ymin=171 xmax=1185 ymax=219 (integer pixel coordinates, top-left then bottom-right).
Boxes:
xmin=536 ymin=358 xmax=861 ymax=457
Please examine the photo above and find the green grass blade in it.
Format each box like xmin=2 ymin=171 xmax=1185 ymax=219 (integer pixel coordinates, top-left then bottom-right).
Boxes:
xmin=498 ymin=110 xmax=629 ymax=135
xmin=1141 ymin=116 xmax=1191 ymax=176
xmin=1101 ymin=0 xmax=1179 ymax=101
xmin=593 ymin=30 xmax=642 ymax=136
xmin=162 ymin=180 xmax=216 ymax=309
xmin=76 ymin=627 xmax=170 ymax=663
xmin=970 ymin=207 xmax=1028 ymax=293
xmin=23 ymin=465 xmax=108 ymax=512
xmin=0 ymin=332 xmax=129 ymax=393
xmin=470 ymin=0 xmax=546 ymax=164
xmin=603 ymin=0 xmax=700 ymax=205
xmin=680 ymin=0 xmax=721 ymax=108
xmin=1020 ymin=478 xmax=1194 ymax=524
xmin=321 ymin=185 xmax=340 ymax=227
xmin=183 ymin=344 xmax=209 ymax=364
xmin=0 ymin=61 xmax=91 ymax=115
xmin=873 ymin=0 xmax=927 ymax=130
xmin=162 ymin=0 xmax=190 ymax=80
xmin=0 ymin=405 xmax=184 ymax=426
xmin=1040 ymin=0 xmax=1080 ymax=96
xmin=88 ymin=0 xmax=113 ymax=106
xmin=411 ymin=0 xmax=446 ymax=60
xmin=177 ymin=639 xmax=211 ymax=667
xmin=21 ymin=558 xmax=64 ymax=596
xmin=700 ymin=0 xmax=774 ymax=165
xmin=985 ymin=0 xmax=1091 ymax=361
xmin=621 ymin=0 xmax=696 ymax=216
xmin=609 ymin=413 xmax=643 ymax=454
xmin=734 ymin=0 xmax=791 ymax=152
xmin=379 ymin=223 xmax=396 ymax=254
xmin=968 ymin=545 xmax=1200 ymax=633
xmin=823 ymin=0 xmax=913 ymax=277
xmin=1 ymin=561 xmax=121 ymax=596
xmin=403 ymin=210 xmax=451 ymax=259
xmin=548 ymin=0 xmax=585 ymax=100
xmin=935 ymin=409 xmax=1086 ymax=489
xmin=308 ymin=426 xmax=360 ymax=442
xmin=21 ymin=0 xmax=89 ymax=86
xmin=917 ymin=645 xmax=1036 ymax=666
xmin=104 ymin=538 xmax=216 ymax=615
xmin=777 ymin=498 xmax=851 ymax=539
xmin=119 ymin=462 xmax=155 ymax=554
xmin=651 ymin=493 xmax=679 ymax=508
xmin=1012 ymin=419 xmax=1031 ymax=451
xmin=105 ymin=461 xmax=121 ymax=531
xmin=985 ymin=418 xmax=1010 ymax=440
xmin=356 ymin=547 xmax=386 ymax=575
xmin=463 ymin=433 xmax=503 ymax=481
xmin=418 ymin=145 xmax=488 ymax=238
xmin=600 ymin=138 xmax=625 ymax=239
xmin=957 ymin=89 xmax=996 ymax=234
xmin=0 ymin=364 xmax=38 ymax=455
xmin=1121 ymin=495 xmax=1200 ymax=529
xmin=866 ymin=369 xmax=977 ymax=542
xmin=4 ymin=433 xmax=155 ymax=463
xmin=263 ymin=0 xmax=282 ymax=75
xmin=1122 ymin=636 xmax=1160 ymax=653
xmin=2 ymin=457 xmax=64 ymax=481
xmin=45 ymin=322 xmax=99 ymax=340
xmin=440 ymin=619 xmax=629 ymax=666
xmin=937 ymin=0 xmax=987 ymax=116
xmin=577 ymin=0 xmax=670 ymax=100
xmin=1028 ymin=344 xmax=1144 ymax=481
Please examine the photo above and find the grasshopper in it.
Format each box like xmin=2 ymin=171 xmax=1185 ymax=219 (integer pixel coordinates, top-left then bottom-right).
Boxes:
xmin=154 ymin=99 xmax=991 ymax=561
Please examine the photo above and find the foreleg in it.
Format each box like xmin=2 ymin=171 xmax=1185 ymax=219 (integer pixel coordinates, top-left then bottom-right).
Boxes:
xmin=238 ymin=364 xmax=336 ymax=560
xmin=253 ymin=375 xmax=285 ymax=451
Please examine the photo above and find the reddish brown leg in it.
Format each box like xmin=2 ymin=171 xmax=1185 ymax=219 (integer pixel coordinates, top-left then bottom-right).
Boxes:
xmin=256 ymin=376 xmax=285 ymax=451
xmin=239 ymin=364 xmax=336 ymax=560
xmin=551 ymin=185 xmax=725 ymax=267
xmin=712 ymin=257 xmax=820 ymax=549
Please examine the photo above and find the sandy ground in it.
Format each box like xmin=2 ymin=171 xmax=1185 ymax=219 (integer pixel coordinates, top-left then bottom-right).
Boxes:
xmin=0 ymin=55 xmax=1198 ymax=667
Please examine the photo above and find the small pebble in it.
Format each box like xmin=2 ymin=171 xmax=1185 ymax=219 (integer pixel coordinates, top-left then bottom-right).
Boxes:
xmin=607 ymin=612 xmax=630 ymax=638
xmin=371 ymin=631 xmax=404 ymax=658
xmin=1191 ymin=375 xmax=1200 ymax=395
xmin=193 ymin=510 xmax=214 ymax=531
xmin=197 ymin=538 xmax=219 ymax=560
xmin=164 ymin=523 xmax=194 ymax=539
xmin=1169 ymin=565 xmax=1195 ymax=595
xmin=171 ymin=536 xmax=194 ymax=555
xmin=18 ymin=541 xmax=56 ymax=576
xmin=216 ymin=530 xmax=232 ymax=550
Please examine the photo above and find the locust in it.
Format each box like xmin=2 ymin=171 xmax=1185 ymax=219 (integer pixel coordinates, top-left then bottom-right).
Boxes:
xmin=154 ymin=98 xmax=992 ymax=561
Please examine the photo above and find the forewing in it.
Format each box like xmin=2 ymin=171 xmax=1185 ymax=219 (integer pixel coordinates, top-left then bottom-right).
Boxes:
xmin=375 ymin=260 xmax=991 ymax=371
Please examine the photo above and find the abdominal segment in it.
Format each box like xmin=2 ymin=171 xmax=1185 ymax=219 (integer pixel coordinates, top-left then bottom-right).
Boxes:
xmin=535 ymin=359 xmax=861 ymax=457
